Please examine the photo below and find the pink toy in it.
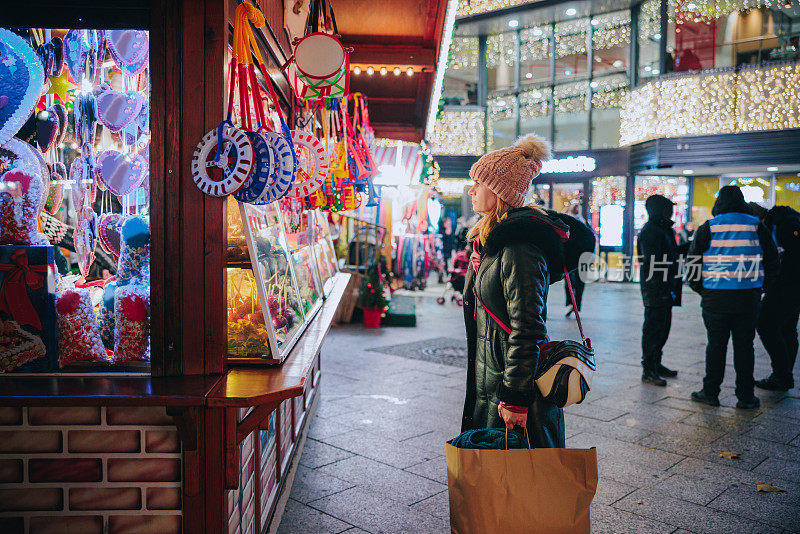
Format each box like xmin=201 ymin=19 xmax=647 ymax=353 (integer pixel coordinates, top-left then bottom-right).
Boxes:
xmin=113 ymin=285 xmax=150 ymax=363
xmin=0 ymin=170 xmax=43 ymax=245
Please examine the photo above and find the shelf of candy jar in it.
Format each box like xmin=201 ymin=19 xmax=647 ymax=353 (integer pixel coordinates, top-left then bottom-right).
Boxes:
xmin=0 ymin=27 xmax=152 ymax=373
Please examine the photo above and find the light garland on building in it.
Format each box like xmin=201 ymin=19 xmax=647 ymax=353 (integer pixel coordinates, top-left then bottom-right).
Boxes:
xmin=593 ymin=25 xmax=631 ymax=50
xmin=592 ymin=88 xmax=629 ymax=109
xmin=555 ymin=21 xmax=587 ymax=58
xmin=428 ymin=109 xmax=486 ymax=155
xmin=450 ymin=36 xmax=479 ymax=69
xmin=456 ymin=0 xmax=534 ymax=17
xmin=487 ymin=32 xmax=516 ymax=68
xmin=639 ymin=0 xmax=661 ymax=46
xmin=669 ymin=0 xmax=787 ymax=25
xmin=419 ymin=140 xmax=441 ymax=185
xmin=590 ymin=176 xmax=627 ymax=210
xmin=620 ymin=62 xmax=800 ymax=145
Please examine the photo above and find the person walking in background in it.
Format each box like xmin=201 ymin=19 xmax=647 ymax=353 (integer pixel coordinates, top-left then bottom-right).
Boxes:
xmin=678 ymin=221 xmax=696 ymax=247
xmin=563 ymin=201 xmax=592 ymax=317
xmin=756 ymin=206 xmax=800 ymax=391
xmin=688 ymin=186 xmax=779 ymax=409
xmin=638 ymin=195 xmax=683 ymax=386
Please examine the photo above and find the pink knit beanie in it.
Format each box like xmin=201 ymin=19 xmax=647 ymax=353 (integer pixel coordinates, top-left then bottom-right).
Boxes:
xmin=469 ymin=134 xmax=551 ymax=208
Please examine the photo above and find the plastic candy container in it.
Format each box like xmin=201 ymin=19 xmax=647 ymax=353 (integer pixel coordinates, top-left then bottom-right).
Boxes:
xmin=56 ymin=289 xmax=109 ymax=366
xmin=97 ymin=282 xmax=116 ymax=350
xmin=113 ymin=284 xmax=150 ymax=363
xmin=116 ymin=215 xmax=150 ymax=287
xmin=0 ymin=170 xmax=43 ymax=245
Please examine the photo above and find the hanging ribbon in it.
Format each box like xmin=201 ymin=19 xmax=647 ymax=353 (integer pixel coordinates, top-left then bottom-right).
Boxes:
xmin=0 ymin=250 xmax=48 ymax=330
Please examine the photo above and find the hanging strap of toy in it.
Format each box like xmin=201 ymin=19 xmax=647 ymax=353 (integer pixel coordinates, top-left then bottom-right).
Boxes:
xmin=563 ymin=266 xmax=590 ymax=348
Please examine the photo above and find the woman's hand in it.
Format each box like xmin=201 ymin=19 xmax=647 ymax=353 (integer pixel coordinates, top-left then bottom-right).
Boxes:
xmin=498 ymin=404 xmax=527 ymax=429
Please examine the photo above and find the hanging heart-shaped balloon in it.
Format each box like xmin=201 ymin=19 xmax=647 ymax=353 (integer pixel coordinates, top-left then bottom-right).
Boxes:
xmin=35 ymin=109 xmax=59 ymax=153
xmin=136 ymin=99 xmax=149 ymax=134
xmin=75 ymin=92 xmax=99 ymax=146
xmin=44 ymin=180 xmax=63 ymax=215
xmin=96 ymin=150 xmax=148 ymax=196
xmin=52 ymin=103 xmax=67 ymax=146
xmin=69 ymin=156 xmax=97 ymax=208
xmin=74 ymin=212 xmax=98 ymax=276
xmin=97 ymin=89 xmax=144 ymax=133
xmin=104 ymin=30 xmax=149 ymax=76
xmin=98 ymin=212 xmax=126 ymax=261
xmin=0 ymin=29 xmax=45 ymax=146
xmin=64 ymin=29 xmax=100 ymax=83
xmin=37 ymin=37 xmax=64 ymax=77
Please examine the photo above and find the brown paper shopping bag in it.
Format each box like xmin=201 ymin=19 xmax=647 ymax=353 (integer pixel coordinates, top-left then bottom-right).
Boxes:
xmin=446 ymin=440 xmax=598 ymax=534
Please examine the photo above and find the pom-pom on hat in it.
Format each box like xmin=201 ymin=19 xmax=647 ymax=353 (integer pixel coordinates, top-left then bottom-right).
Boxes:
xmin=469 ymin=134 xmax=551 ymax=208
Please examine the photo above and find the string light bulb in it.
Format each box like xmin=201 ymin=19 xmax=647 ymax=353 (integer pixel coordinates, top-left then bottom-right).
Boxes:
xmin=367 ymin=66 xmax=374 ymax=75
xmin=393 ymin=67 xmax=401 ymax=76
xmin=380 ymin=67 xmax=387 ymax=75
xmin=406 ymin=67 xmax=414 ymax=76
xmin=353 ymin=66 xmax=361 ymax=75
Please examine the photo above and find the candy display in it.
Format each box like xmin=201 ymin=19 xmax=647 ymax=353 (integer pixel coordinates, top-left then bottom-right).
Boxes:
xmin=113 ymin=284 xmax=150 ymax=363
xmin=98 ymin=281 xmax=116 ymax=349
xmin=0 ymin=170 xmax=44 ymax=245
xmin=116 ymin=216 xmax=150 ymax=288
xmin=57 ymin=289 xmax=108 ymax=366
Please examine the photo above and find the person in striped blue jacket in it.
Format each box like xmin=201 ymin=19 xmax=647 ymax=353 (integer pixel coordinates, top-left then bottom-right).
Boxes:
xmin=687 ymin=186 xmax=779 ymax=409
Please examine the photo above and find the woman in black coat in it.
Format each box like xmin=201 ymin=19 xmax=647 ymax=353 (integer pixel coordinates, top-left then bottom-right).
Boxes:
xmin=460 ymin=135 xmax=595 ymax=448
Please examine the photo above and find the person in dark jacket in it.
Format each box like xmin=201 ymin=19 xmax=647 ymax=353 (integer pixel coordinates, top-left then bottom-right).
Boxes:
xmin=688 ymin=186 xmax=779 ymax=409
xmin=756 ymin=206 xmax=800 ymax=391
xmin=563 ymin=201 xmax=591 ymax=317
xmin=461 ymin=134 xmax=595 ymax=448
xmin=637 ymin=195 xmax=683 ymax=386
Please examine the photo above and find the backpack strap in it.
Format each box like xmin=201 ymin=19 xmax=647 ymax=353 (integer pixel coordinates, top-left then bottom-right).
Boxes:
xmin=563 ymin=266 xmax=591 ymax=349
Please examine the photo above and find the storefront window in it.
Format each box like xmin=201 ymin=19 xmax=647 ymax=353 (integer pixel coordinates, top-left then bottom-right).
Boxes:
xmin=634 ymin=176 xmax=688 ymax=233
xmin=519 ymin=87 xmax=551 ymax=140
xmin=639 ymin=0 xmax=662 ymax=79
xmin=554 ymin=81 xmax=589 ymax=150
xmin=552 ymin=182 xmax=584 ymax=213
xmin=445 ymin=37 xmax=479 ymax=106
xmin=590 ymin=176 xmax=626 ymax=248
xmin=775 ymin=175 xmax=800 ymax=211
xmin=520 ymin=26 xmax=552 ymax=86
xmin=487 ymin=95 xmax=517 ymax=150
xmin=724 ymin=175 xmax=772 ymax=206
xmin=691 ymin=176 xmax=721 ymax=224
xmin=528 ymin=183 xmax=551 ymax=208
xmin=592 ymin=11 xmax=631 ymax=78
xmin=667 ymin=2 xmax=800 ymax=71
xmin=555 ymin=19 xmax=590 ymax=83
xmin=487 ymin=32 xmax=517 ymax=91
xmin=591 ymin=74 xmax=629 ymax=148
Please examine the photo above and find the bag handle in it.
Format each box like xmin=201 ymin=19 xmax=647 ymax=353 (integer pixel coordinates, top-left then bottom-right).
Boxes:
xmin=505 ymin=426 xmax=532 ymax=450
xmin=563 ymin=266 xmax=591 ymax=349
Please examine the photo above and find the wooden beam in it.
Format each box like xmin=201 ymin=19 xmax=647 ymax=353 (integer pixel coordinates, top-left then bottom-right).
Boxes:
xmin=342 ymin=43 xmax=436 ymax=68
xmin=372 ymin=123 xmax=425 ymax=143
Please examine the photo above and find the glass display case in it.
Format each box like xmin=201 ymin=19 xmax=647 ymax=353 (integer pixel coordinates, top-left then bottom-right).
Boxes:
xmin=226 ymin=198 xmax=338 ymax=364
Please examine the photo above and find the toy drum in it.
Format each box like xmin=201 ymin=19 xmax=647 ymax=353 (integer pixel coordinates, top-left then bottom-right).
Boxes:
xmin=290 ymin=32 xmax=348 ymax=100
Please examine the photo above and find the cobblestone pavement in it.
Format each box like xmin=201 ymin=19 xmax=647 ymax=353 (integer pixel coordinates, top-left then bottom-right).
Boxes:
xmin=278 ymin=281 xmax=800 ymax=534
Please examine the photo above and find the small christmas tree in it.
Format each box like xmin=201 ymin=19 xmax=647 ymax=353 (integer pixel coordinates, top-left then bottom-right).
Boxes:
xmin=358 ymin=261 xmax=390 ymax=311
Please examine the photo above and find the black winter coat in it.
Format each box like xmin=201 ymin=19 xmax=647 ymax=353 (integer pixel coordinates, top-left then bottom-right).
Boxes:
xmin=764 ymin=206 xmax=800 ymax=304
xmin=461 ymin=207 xmax=595 ymax=448
xmin=637 ymin=214 xmax=683 ymax=308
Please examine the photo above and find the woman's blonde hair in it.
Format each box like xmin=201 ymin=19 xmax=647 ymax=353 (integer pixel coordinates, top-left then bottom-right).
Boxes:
xmin=467 ymin=195 xmax=547 ymax=246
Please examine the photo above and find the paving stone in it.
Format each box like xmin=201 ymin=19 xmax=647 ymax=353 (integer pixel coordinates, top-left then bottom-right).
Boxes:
xmin=753 ymin=457 xmax=800 ymax=483
xmin=290 ymin=464 xmax=355 ymax=504
xmin=615 ymin=487 xmax=774 ymax=534
xmin=648 ymin=473 xmax=733 ymax=506
xmin=298 ymin=439 xmax=355 ymax=469
xmin=307 ymin=417 xmax=355 ymax=441
xmin=321 ymin=428 xmax=440 ymax=469
xmin=403 ymin=456 xmax=448 ymax=485
xmin=567 ymin=432 xmax=684 ymax=471
xmin=409 ymin=490 xmax=449 ymax=520
xmin=742 ymin=413 xmax=800 ymax=444
xmin=277 ymin=498 xmax=353 ymax=534
xmin=564 ymin=402 xmax=628 ymax=422
xmin=310 ymin=486 xmax=450 ymax=534
xmin=593 ymin=477 xmax=637 ymax=506
xmin=316 ymin=455 xmax=446 ymax=506
xmin=707 ymin=484 xmax=800 ymax=532
xmin=590 ymin=504 xmax=677 ymax=534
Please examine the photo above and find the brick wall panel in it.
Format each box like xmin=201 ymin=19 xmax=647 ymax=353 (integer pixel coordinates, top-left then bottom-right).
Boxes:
xmin=0 ymin=517 xmax=24 ymax=532
xmin=108 ymin=514 xmax=181 ymax=534
xmin=68 ymin=430 xmax=141 ymax=453
xmin=29 ymin=459 xmax=102 ymax=483
xmin=0 ymin=489 xmax=63 ymax=511
xmin=106 ymin=406 xmax=173 ymax=425
xmin=146 ymin=487 xmax=181 ymax=510
xmin=69 ymin=487 xmax=142 ymax=510
xmin=0 ymin=459 xmax=23 ymax=483
xmin=144 ymin=430 xmax=180 ymax=453
xmin=107 ymin=458 xmax=180 ymax=482
xmin=28 ymin=407 xmax=100 ymax=425
xmin=0 ymin=430 xmax=62 ymax=453
xmin=0 ymin=407 xmax=22 ymax=425
xmin=30 ymin=515 xmax=103 ymax=534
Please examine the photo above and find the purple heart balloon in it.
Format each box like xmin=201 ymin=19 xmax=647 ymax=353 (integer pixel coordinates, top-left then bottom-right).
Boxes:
xmin=97 ymin=90 xmax=143 ymax=133
xmin=69 ymin=157 xmax=98 ymax=207
xmin=64 ymin=29 xmax=101 ymax=82
xmin=96 ymin=150 xmax=148 ymax=196
xmin=104 ymin=30 xmax=149 ymax=75
xmin=35 ymin=109 xmax=59 ymax=152
xmin=98 ymin=212 xmax=126 ymax=261
xmin=52 ymin=103 xmax=67 ymax=145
